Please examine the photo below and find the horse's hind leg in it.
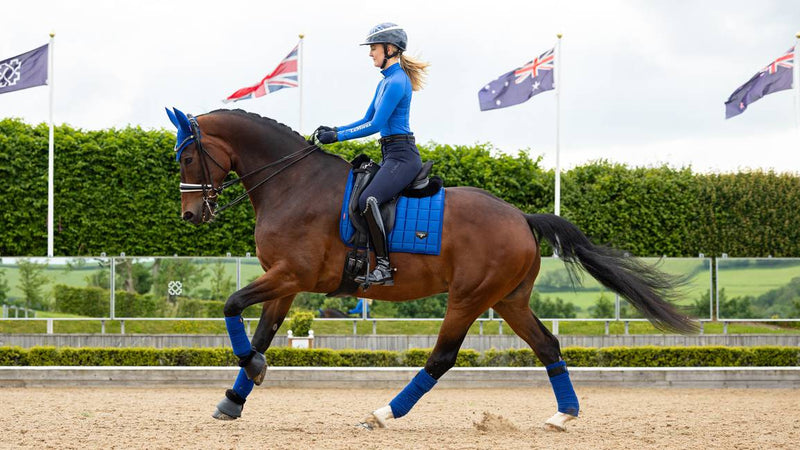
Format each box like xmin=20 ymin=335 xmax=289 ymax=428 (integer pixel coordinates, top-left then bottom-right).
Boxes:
xmin=492 ymin=290 xmax=579 ymax=431
xmin=213 ymin=294 xmax=295 ymax=421
xmin=361 ymin=305 xmax=484 ymax=429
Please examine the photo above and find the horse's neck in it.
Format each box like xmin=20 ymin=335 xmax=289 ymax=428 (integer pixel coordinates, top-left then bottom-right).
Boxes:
xmin=233 ymin=141 xmax=348 ymax=222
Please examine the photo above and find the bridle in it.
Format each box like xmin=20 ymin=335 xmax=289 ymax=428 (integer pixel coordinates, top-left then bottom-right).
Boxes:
xmin=178 ymin=114 xmax=318 ymax=222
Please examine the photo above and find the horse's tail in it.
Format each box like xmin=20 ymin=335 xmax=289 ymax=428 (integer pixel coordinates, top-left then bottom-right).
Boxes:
xmin=525 ymin=213 xmax=697 ymax=334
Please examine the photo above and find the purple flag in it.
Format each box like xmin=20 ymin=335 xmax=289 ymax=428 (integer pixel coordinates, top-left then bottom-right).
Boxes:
xmin=479 ymin=48 xmax=555 ymax=111
xmin=0 ymin=44 xmax=49 ymax=95
xmin=725 ymin=47 xmax=794 ymax=119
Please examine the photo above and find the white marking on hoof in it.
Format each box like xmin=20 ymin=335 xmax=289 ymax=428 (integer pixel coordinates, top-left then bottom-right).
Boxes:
xmin=212 ymin=410 xmax=238 ymax=421
xmin=543 ymin=412 xmax=576 ymax=432
xmin=358 ymin=405 xmax=393 ymax=430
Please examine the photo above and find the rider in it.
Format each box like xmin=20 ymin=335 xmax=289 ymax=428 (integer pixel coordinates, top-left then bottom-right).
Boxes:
xmin=313 ymin=22 xmax=429 ymax=286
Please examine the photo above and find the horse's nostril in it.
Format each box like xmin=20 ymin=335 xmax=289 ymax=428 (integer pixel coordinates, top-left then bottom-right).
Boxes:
xmin=183 ymin=211 xmax=194 ymax=221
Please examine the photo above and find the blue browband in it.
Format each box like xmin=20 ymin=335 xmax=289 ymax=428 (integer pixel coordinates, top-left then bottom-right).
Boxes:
xmin=165 ymin=107 xmax=196 ymax=161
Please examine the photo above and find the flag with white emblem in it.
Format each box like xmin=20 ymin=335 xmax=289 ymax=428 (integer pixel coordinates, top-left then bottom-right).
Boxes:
xmin=0 ymin=44 xmax=48 ymax=95
xmin=478 ymin=48 xmax=554 ymax=111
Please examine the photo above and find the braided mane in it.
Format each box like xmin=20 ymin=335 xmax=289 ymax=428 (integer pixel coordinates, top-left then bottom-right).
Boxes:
xmin=205 ymin=109 xmax=307 ymax=142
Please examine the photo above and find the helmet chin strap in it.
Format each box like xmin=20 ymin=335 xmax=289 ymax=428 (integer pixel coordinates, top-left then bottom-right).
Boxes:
xmin=381 ymin=43 xmax=400 ymax=69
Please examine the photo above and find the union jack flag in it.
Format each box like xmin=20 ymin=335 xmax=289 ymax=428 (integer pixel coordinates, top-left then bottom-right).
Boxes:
xmin=224 ymin=44 xmax=299 ymax=103
xmin=514 ymin=48 xmax=554 ymax=84
xmin=763 ymin=47 xmax=793 ymax=74
xmin=725 ymin=46 xmax=795 ymax=119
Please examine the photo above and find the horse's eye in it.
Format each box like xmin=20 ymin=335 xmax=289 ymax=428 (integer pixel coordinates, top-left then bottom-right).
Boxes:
xmin=184 ymin=157 xmax=193 ymax=165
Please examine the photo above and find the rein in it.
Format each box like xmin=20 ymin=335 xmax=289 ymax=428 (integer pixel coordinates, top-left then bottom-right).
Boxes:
xmin=179 ymin=115 xmax=318 ymax=220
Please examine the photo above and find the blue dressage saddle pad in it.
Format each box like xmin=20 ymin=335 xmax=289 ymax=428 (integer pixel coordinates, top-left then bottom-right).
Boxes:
xmin=339 ymin=170 xmax=445 ymax=255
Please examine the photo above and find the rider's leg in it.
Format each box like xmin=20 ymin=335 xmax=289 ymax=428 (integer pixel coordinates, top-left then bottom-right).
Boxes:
xmin=357 ymin=196 xmax=394 ymax=285
xmin=356 ymin=144 xmax=421 ymax=286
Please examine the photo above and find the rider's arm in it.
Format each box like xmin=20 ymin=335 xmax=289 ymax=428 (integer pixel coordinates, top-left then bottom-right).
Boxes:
xmin=336 ymin=78 xmax=404 ymax=141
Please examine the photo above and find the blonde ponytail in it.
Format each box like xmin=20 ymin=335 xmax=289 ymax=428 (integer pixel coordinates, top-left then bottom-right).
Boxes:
xmin=399 ymin=54 xmax=430 ymax=91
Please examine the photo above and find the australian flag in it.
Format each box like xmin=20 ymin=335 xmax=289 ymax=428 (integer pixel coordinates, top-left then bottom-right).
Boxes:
xmin=479 ymin=48 xmax=555 ymax=111
xmin=224 ymin=44 xmax=299 ymax=103
xmin=0 ymin=44 xmax=48 ymax=95
xmin=725 ymin=47 xmax=794 ymax=119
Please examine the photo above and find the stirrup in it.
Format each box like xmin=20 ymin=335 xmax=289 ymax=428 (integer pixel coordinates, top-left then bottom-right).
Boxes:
xmin=365 ymin=266 xmax=394 ymax=286
xmin=355 ymin=263 xmax=394 ymax=287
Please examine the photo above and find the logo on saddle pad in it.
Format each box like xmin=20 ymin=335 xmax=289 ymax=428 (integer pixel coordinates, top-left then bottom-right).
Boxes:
xmin=415 ymin=231 xmax=428 ymax=240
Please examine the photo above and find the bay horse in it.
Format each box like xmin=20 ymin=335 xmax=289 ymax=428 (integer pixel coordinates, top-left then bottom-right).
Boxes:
xmin=166 ymin=108 xmax=696 ymax=432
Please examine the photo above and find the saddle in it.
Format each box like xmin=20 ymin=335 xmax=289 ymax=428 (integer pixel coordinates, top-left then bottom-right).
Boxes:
xmin=345 ymin=154 xmax=442 ymax=248
xmin=327 ymin=154 xmax=443 ymax=297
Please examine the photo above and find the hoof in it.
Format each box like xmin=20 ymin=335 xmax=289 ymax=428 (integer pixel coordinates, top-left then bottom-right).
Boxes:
xmin=358 ymin=405 xmax=393 ymax=430
xmin=212 ymin=409 xmax=238 ymax=421
xmin=543 ymin=412 xmax=577 ymax=432
xmin=212 ymin=392 xmax=244 ymax=420
xmin=358 ymin=415 xmax=383 ymax=431
xmin=243 ymin=351 xmax=267 ymax=385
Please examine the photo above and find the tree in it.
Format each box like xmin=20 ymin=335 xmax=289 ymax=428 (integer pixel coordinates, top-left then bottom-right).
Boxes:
xmin=208 ymin=260 xmax=235 ymax=301
xmin=395 ymin=293 xmax=448 ymax=318
xmin=17 ymin=259 xmax=49 ymax=311
xmin=150 ymin=259 xmax=206 ymax=302
xmin=589 ymin=293 xmax=615 ymax=318
xmin=529 ymin=291 xmax=577 ymax=318
xmin=0 ymin=267 xmax=9 ymax=304
xmin=718 ymin=289 xmax=754 ymax=319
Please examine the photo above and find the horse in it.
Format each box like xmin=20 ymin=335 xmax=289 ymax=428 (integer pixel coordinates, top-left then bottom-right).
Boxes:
xmin=166 ymin=107 xmax=696 ymax=432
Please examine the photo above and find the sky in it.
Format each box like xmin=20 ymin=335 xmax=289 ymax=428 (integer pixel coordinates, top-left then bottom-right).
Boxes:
xmin=2 ymin=0 xmax=800 ymax=174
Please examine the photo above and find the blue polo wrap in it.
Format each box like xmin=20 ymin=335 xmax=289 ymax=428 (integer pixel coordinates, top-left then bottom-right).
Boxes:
xmin=224 ymin=315 xmax=252 ymax=358
xmin=389 ymin=369 xmax=437 ymax=418
xmin=232 ymin=368 xmax=255 ymax=399
xmin=546 ymin=360 xmax=579 ymax=416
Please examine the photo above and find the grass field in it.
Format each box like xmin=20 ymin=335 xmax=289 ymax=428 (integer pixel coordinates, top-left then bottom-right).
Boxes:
xmin=716 ymin=259 xmax=800 ymax=298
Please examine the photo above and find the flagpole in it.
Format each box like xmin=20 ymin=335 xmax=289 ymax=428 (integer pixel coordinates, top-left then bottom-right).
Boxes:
xmin=47 ymin=31 xmax=55 ymax=258
xmin=795 ymin=32 xmax=800 ymax=131
xmin=298 ymin=33 xmax=305 ymax=135
xmin=554 ymin=33 xmax=562 ymax=216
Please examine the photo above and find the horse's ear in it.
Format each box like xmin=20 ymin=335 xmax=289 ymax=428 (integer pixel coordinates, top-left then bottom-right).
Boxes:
xmin=165 ymin=107 xmax=179 ymax=129
xmin=173 ymin=107 xmax=193 ymax=135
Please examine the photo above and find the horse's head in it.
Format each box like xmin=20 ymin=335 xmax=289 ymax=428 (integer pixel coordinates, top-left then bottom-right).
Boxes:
xmin=166 ymin=107 xmax=233 ymax=225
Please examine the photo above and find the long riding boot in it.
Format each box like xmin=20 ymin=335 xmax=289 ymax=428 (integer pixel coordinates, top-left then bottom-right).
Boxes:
xmin=355 ymin=196 xmax=394 ymax=286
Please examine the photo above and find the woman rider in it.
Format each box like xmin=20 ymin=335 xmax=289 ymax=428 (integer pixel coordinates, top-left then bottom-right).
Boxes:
xmin=314 ymin=22 xmax=430 ymax=286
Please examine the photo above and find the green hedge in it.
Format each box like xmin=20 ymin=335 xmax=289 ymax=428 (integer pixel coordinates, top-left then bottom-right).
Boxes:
xmin=114 ymin=290 xmax=160 ymax=317
xmin=0 ymin=345 xmax=797 ymax=367
xmin=53 ymin=285 xmax=109 ymax=317
xmin=2 ymin=118 xmax=799 ymax=257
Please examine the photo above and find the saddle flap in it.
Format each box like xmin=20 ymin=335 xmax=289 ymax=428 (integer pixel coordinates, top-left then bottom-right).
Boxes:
xmin=345 ymin=154 xmax=441 ymax=246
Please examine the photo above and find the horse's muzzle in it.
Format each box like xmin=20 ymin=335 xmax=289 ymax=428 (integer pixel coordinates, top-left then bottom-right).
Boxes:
xmin=183 ymin=210 xmax=203 ymax=225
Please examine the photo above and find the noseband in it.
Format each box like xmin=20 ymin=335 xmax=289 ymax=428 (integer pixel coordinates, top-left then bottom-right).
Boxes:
xmin=179 ymin=114 xmax=318 ymax=221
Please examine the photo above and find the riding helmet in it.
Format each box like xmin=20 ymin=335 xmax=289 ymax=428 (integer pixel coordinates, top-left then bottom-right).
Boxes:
xmin=361 ymin=22 xmax=407 ymax=51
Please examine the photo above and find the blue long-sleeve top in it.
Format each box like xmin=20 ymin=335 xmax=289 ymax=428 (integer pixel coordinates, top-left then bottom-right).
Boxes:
xmin=336 ymin=63 xmax=413 ymax=141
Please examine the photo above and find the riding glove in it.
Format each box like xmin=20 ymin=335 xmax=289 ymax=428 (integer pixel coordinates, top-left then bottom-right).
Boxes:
xmin=317 ymin=130 xmax=339 ymax=144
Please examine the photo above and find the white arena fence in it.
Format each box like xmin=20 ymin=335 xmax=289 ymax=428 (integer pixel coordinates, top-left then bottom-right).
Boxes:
xmin=0 ymin=256 xmax=798 ymax=334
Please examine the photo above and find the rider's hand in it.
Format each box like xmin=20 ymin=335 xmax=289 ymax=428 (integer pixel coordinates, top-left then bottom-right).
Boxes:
xmin=317 ymin=130 xmax=338 ymax=145
xmin=308 ymin=126 xmax=337 ymax=145
xmin=314 ymin=125 xmax=335 ymax=134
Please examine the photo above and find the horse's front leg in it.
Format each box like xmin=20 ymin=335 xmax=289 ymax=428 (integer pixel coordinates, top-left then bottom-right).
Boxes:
xmin=213 ymin=268 xmax=298 ymax=420
xmin=213 ymin=293 xmax=295 ymax=420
